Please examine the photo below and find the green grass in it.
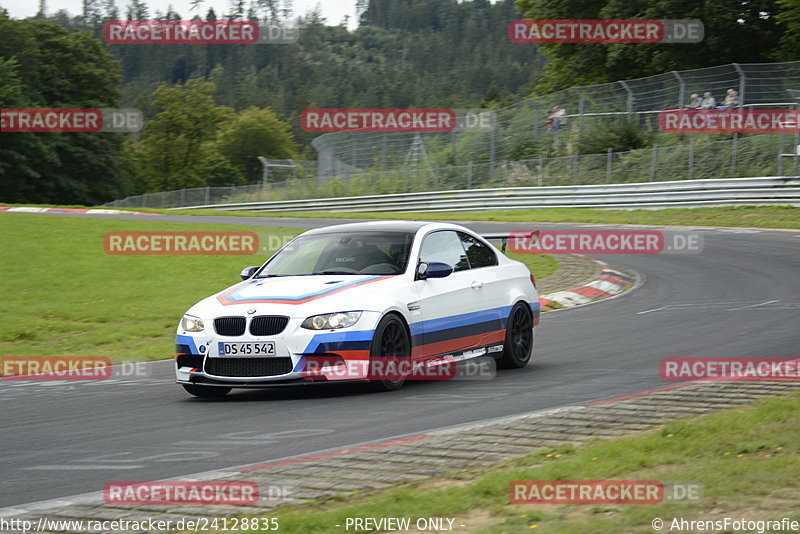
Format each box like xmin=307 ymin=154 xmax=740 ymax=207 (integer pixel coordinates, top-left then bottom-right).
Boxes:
xmin=5 ymin=202 xmax=798 ymax=229
xmin=236 ymin=392 xmax=800 ymax=533
xmin=164 ymin=205 xmax=798 ymax=230
xmin=504 ymin=251 xmax=560 ymax=282
xmin=0 ymin=214 xmax=302 ymax=362
xmin=0 ymin=214 xmax=559 ymax=362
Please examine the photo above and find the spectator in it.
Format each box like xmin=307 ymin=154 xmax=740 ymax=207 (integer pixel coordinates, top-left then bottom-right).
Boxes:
xmin=699 ymin=91 xmax=716 ymax=109
xmin=719 ymin=89 xmax=741 ymax=109
xmin=685 ymin=93 xmax=702 ymax=109
xmin=547 ymin=105 xmax=566 ymax=132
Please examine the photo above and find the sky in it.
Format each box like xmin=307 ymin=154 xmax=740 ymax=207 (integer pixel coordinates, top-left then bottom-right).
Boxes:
xmin=0 ymin=0 xmax=358 ymax=28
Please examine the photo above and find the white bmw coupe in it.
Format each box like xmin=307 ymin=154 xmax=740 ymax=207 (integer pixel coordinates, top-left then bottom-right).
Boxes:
xmin=175 ymin=221 xmax=539 ymax=396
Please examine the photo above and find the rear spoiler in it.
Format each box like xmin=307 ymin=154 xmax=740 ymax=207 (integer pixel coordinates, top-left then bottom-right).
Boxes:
xmin=481 ymin=231 xmax=539 ymax=253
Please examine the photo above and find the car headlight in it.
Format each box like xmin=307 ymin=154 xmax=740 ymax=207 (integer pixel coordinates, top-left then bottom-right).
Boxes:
xmin=301 ymin=311 xmax=362 ymax=330
xmin=181 ymin=315 xmax=205 ymax=332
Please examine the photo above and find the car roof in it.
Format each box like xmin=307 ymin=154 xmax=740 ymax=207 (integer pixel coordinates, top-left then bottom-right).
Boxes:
xmin=302 ymin=220 xmax=445 ymax=235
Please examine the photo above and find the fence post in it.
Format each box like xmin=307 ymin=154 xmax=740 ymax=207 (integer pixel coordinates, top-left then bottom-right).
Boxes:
xmin=777 ymin=132 xmax=785 ymax=176
xmin=489 ymin=124 xmax=497 ymax=172
xmin=180 ymin=188 xmax=186 ymax=207
xmin=606 ymin=148 xmax=613 ymax=183
xmin=731 ymin=133 xmax=738 ymax=175
xmin=538 ymin=155 xmax=544 ymax=186
xmin=572 ymin=152 xmax=579 ymax=185
xmin=467 ymin=162 xmax=473 ymax=189
xmin=732 ymin=63 xmax=745 ymax=108
xmin=503 ymin=161 xmax=509 ymax=185
xmin=434 ymin=167 xmax=439 ymax=190
xmin=671 ymin=71 xmax=685 ymax=108
xmin=381 ymin=134 xmax=387 ymax=170
xmin=649 ymin=143 xmax=658 ymax=181
xmin=794 ymin=130 xmax=800 ymax=176
xmin=619 ymin=80 xmax=634 ymax=116
xmin=688 ymin=137 xmax=695 ymax=180
xmin=205 ymin=186 xmax=210 ymax=204
xmin=404 ymin=167 xmax=409 ymax=192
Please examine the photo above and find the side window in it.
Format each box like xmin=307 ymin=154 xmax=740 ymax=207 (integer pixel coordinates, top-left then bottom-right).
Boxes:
xmin=458 ymin=232 xmax=498 ymax=268
xmin=419 ymin=231 xmax=470 ymax=272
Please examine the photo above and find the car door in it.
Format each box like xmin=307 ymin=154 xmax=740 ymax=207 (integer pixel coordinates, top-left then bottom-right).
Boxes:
xmin=457 ymin=231 xmax=508 ymax=348
xmin=413 ymin=230 xmax=487 ymax=358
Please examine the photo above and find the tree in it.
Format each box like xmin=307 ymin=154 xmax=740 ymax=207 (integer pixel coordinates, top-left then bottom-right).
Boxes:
xmin=215 ymin=106 xmax=298 ymax=183
xmin=0 ymin=13 xmax=126 ymax=205
xmin=516 ymin=0 xmax=783 ymax=93
xmin=774 ymin=0 xmax=800 ymax=59
xmin=132 ymin=79 xmax=235 ymax=191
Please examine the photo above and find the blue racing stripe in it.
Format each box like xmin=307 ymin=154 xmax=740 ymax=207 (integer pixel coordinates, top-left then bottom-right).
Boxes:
xmin=303 ymin=329 xmax=375 ymax=353
xmin=409 ymin=305 xmax=512 ymax=337
xmin=176 ymin=334 xmax=200 ymax=355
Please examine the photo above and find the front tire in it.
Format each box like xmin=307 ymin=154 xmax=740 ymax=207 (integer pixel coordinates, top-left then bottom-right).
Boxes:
xmin=182 ymin=384 xmax=232 ymax=398
xmin=369 ymin=314 xmax=411 ymax=392
xmin=498 ymin=302 xmax=533 ymax=369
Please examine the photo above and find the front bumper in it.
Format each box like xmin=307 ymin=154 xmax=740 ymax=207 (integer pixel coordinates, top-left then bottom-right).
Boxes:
xmin=175 ymin=312 xmax=381 ymax=386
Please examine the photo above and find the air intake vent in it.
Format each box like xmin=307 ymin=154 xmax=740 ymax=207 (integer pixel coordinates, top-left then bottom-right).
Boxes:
xmin=249 ymin=316 xmax=289 ymax=336
xmin=204 ymin=357 xmax=293 ymax=377
xmin=214 ymin=317 xmax=246 ymax=336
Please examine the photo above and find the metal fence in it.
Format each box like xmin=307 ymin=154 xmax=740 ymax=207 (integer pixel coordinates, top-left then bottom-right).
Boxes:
xmin=312 ymin=61 xmax=800 ymax=174
xmin=102 ymin=61 xmax=800 ymax=209
xmin=170 ymin=177 xmax=800 ymax=213
xmin=104 ymin=132 xmax=800 ymax=209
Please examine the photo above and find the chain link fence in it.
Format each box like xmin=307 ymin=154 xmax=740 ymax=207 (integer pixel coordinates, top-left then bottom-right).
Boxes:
xmin=103 ymin=61 xmax=800 ymax=209
xmin=105 ymin=133 xmax=800 ymax=208
xmin=311 ymin=61 xmax=800 ymax=173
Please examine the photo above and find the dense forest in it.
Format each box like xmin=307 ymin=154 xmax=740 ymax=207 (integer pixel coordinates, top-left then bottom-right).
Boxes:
xmin=1 ymin=0 xmax=798 ymax=204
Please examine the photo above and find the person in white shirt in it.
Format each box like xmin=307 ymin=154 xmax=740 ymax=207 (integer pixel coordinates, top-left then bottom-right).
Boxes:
xmin=700 ymin=91 xmax=716 ymax=109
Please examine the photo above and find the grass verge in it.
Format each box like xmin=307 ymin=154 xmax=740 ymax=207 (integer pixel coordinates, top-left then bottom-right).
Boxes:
xmin=178 ymin=205 xmax=798 ymax=230
xmin=0 ymin=214 xmax=559 ymax=362
xmin=0 ymin=214 xmax=301 ymax=362
xmin=4 ymin=203 xmax=799 ymax=229
xmin=236 ymin=392 xmax=800 ymax=533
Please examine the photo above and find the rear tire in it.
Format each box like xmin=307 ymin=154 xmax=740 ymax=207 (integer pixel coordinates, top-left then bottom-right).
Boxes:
xmin=498 ymin=302 xmax=533 ymax=369
xmin=369 ymin=314 xmax=411 ymax=392
xmin=182 ymin=384 xmax=232 ymax=398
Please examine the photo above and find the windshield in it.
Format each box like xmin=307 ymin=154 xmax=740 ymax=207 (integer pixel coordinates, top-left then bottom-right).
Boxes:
xmin=257 ymin=232 xmax=414 ymax=277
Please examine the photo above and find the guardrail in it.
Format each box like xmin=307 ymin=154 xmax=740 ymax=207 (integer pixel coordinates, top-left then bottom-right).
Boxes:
xmin=171 ymin=177 xmax=800 ymax=213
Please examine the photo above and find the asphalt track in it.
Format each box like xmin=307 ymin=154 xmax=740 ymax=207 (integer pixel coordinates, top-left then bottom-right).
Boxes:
xmin=2 ymin=212 xmax=799 ymax=509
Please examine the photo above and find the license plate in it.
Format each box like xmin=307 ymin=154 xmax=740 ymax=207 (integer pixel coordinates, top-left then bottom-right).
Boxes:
xmin=218 ymin=342 xmax=276 ymax=357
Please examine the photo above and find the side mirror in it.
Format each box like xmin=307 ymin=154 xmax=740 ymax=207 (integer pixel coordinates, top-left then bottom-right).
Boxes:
xmin=240 ymin=266 xmax=260 ymax=280
xmin=416 ymin=261 xmax=453 ymax=280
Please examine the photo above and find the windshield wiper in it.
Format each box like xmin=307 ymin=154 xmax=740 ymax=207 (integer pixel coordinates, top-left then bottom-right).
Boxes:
xmin=312 ymin=269 xmax=360 ymax=275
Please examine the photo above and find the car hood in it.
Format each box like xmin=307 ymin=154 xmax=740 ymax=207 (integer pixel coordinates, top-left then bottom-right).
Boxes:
xmin=187 ymin=274 xmax=403 ymax=318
